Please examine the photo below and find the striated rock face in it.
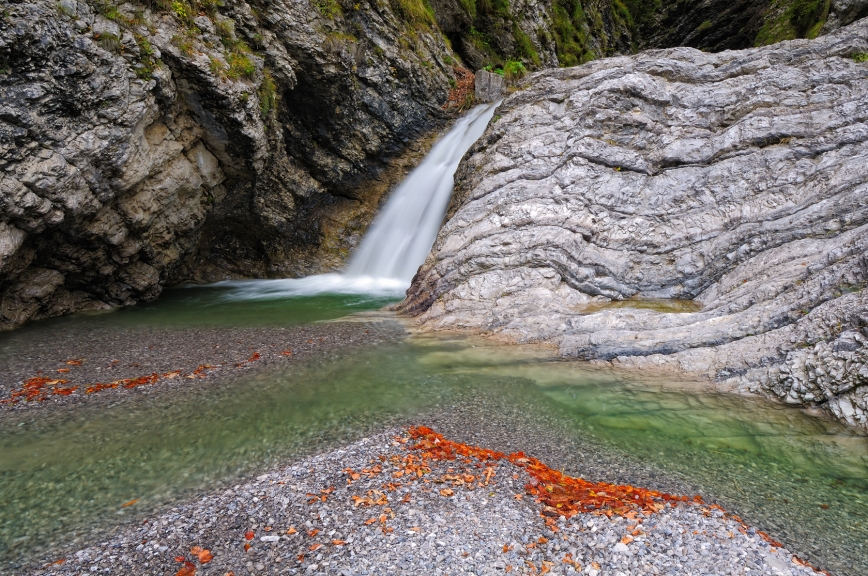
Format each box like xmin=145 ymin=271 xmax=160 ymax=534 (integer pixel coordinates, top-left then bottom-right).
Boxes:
xmin=401 ymin=19 xmax=868 ymax=428
xmin=0 ymin=0 xmax=456 ymax=329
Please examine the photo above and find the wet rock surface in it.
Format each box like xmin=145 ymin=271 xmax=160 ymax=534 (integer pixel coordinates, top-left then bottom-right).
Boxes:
xmin=402 ymin=19 xmax=868 ymax=429
xmin=19 ymin=430 xmax=824 ymax=576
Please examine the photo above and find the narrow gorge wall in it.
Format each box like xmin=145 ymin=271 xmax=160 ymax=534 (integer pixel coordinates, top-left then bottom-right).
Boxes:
xmin=401 ymin=19 xmax=868 ymax=428
xmin=0 ymin=0 xmax=458 ymax=329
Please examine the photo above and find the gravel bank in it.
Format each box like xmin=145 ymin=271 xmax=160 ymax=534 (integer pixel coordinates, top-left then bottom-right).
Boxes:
xmin=21 ymin=429 xmax=823 ymax=576
xmin=0 ymin=320 xmax=407 ymax=416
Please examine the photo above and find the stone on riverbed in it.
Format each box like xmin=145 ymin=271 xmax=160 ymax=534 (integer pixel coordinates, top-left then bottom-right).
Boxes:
xmin=400 ymin=18 xmax=868 ymax=429
xmin=25 ymin=430 xmax=825 ymax=576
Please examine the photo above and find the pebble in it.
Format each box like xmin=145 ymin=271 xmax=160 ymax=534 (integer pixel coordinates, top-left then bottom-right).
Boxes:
xmin=23 ymin=430 xmax=825 ymax=576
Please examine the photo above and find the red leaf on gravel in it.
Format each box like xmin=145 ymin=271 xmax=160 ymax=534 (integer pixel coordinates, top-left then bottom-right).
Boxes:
xmin=286 ymin=527 xmax=297 ymax=535
xmin=244 ymin=531 xmax=255 ymax=540
xmin=331 ymin=539 xmax=347 ymax=546
xmin=66 ymin=359 xmax=84 ymax=366
xmin=309 ymin=543 xmax=323 ymax=551
xmin=307 ymin=529 xmax=319 ymax=537
xmin=174 ymin=561 xmax=196 ymax=576
xmin=174 ymin=556 xmax=186 ymax=562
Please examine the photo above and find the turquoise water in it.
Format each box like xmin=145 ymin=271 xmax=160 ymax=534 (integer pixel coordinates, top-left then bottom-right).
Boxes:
xmin=2 ymin=284 xmax=399 ymax=332
xmin=0 ymin=292 xmax=866 ymax=574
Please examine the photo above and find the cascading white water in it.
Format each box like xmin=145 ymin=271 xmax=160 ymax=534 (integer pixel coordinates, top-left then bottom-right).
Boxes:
xmin=215 ymin=102 xmax=500 ymax=300
xmin=345 ymin=102 xmax=500 ymax=281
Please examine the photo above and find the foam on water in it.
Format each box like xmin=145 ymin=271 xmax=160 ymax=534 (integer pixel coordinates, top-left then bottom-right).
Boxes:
xmin=211 ymin=274 xmax=409 ymax=300
xmin=207 ymin=102 xmax=500 ymax=302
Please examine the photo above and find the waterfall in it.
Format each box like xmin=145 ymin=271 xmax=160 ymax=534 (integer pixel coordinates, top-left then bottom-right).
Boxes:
xmin=345 ymin=102 xmax=500 ymax=281
xmin=216 ymin=102 xmax=500 ymax=300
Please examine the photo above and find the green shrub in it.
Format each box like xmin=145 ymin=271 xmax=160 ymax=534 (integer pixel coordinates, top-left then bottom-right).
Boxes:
xmin=512 ymin=24 xmax=540 ymax=66
xmin=227 ymin=49 xmax=255 ymax=79
xmin=208 ymin=54 xmax=226 ymax=77
xmin=854 ymin=53 xmax=868 ymax=62
xmin=391 ymin=0 xmax=435 ymax=27
xmin=258 ymin=69 xmax=277 ymax=117
xmin=216 ymin=18 xmax=234 ymax=44
xmin=551 ymin=0 xmax=590 ymax=67
xmin=458 ymin=0 xmax=476 ymax=18
xmin=755 ymin=0 xmax=830 ymax=45
xmin=135 ymin=34 xmax=154 ymax=56
xmin=315 ymin=0 xmax=342 ymax=18
xmin=503 ymin=59 xmax=526 ymax=82
xmin=171 ymin=0 xmax=190 ymax=22
xmin=171 ymin=34 xmax=195 ymax=55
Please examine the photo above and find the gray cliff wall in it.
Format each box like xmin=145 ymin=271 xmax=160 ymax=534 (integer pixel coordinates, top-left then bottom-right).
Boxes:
xmin=401 ymin=19 xmax=868 ymax=428
xmin=0 ymin=0 xmax=456 ymax=329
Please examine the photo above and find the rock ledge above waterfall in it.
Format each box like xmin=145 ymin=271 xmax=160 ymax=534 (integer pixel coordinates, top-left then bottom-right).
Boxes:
xmin=401 ymin=19 xmax=868 ymax=429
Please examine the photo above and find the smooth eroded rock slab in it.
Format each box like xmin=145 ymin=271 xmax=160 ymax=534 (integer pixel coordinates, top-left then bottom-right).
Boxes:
xmin=402 ymin=18 xmax=868 ymax=428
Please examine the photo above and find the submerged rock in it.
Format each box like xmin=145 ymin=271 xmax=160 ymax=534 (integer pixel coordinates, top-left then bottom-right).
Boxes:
xmin=401 ymin=19 xmax=868 ymax=429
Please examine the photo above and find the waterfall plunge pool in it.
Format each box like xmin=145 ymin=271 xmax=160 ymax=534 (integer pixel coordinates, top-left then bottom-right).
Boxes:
xmin=0 ymin=290 xmax=866 ymax=575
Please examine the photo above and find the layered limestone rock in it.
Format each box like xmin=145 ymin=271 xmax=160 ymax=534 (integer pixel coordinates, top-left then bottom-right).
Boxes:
xmin=0 ymin=0 xmax=455 ymax=329
xmin=401 ymin=19 xmax=868 ymax=428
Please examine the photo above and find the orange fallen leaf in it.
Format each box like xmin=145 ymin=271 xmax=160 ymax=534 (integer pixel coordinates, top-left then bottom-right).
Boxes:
xmin=505 ymin=567 xmax=513 ymax=573
xmin=57 ymin=368 xmax=70 ymax=373
xmin=244 ymin=531 xmax=255 ymax=541
xmin=286 ymin=527 xmax=297 ymax=535
xmin=121 ymin=499 xmax=139 ymax=508
xmin=620 ymin=535 xmax=634 ymax=545
xmin=331 ymin=539 xmax=347 ymax=546
xmin=281 ymin=350 xmax=293 ymax=356
xmin=66 ymin=359 xmax=83 ymax=366
xmin=174 ymin=555 xmax=186 ymax=562
xmin=538 ymin=536 xmax=548 ymax=544
xmin=307 ymin=529 xmax=319 ymax=537
xmin=439 ymin=488 xmax=454 ymax=497
xmin=364 ymin=518 xmax=377 ymax=525
xmin=243 ymin=543 xmax=251 ymax=552
xmin=175 ymin=561 xmax=196 ymax=576
xmin=190 ymin=547 xmax=213 ymax=563
xmin=309 ymin=543 xmax=323 ymax=551
xmin=296 ymin=554 xmax=305 ymax=562
xmin=502 ymin=544 xmax=513 ymax=553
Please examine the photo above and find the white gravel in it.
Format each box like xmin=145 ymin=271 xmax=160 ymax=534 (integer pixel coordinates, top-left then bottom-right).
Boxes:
xmin=25 ymin=430 xmax=826 ymax=576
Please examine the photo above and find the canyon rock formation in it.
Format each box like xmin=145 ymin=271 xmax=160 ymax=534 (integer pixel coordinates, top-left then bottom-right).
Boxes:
xmin=401 ymin=19 xmax=868 ymax=428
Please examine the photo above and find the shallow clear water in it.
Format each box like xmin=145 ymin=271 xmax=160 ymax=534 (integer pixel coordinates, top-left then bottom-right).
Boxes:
xmin=0 ymin=283 xmax=399 ymax=335
xmin=0 ymin=298 xmax=866 ymax=573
